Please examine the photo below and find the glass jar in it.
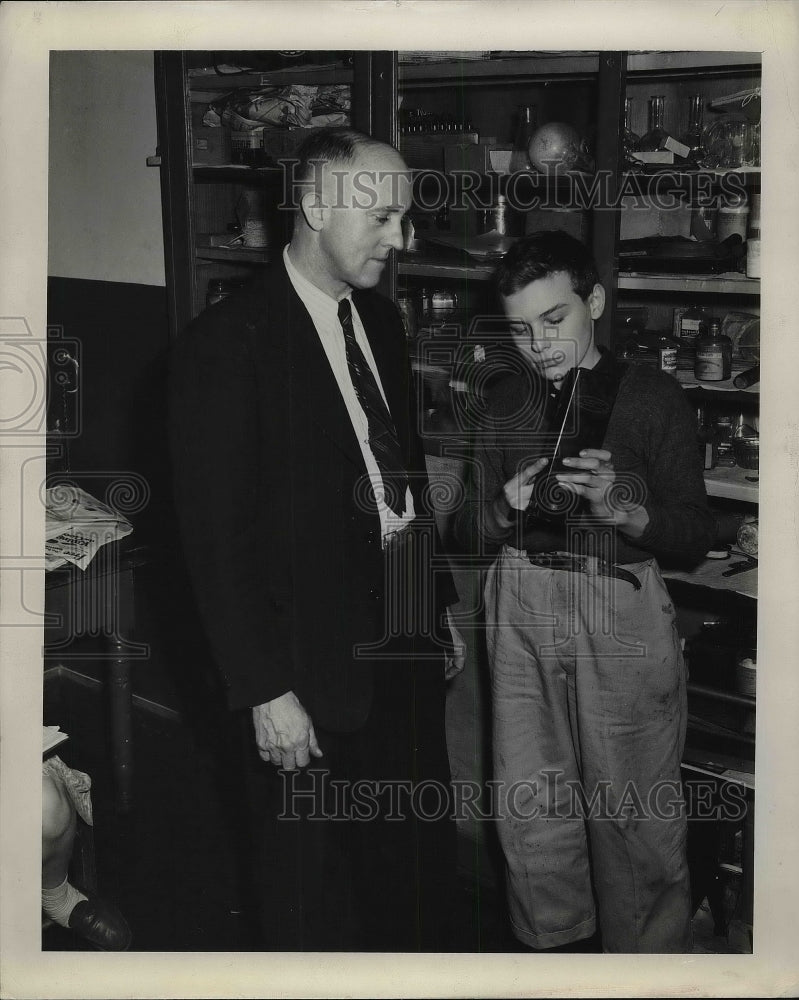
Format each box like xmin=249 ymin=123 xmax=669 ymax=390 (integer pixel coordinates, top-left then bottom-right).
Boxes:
xmin=676 ymin=304 xmax=709 ymax=347
xmin=657 ymin=335 xmax=679 ymax=375
xmin=695 ymin=319 xmax=732 ymax=381
xmin=717 ymin=191 xmax=749 ymax=242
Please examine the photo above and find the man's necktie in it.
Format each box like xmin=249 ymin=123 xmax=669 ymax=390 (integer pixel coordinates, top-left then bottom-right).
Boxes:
xmin=338 ymin=297 xmax=408 ymax=516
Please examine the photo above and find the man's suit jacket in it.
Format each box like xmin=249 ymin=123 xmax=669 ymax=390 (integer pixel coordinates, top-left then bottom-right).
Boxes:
xmin=169 ymin=259 xmax=455 ymax=733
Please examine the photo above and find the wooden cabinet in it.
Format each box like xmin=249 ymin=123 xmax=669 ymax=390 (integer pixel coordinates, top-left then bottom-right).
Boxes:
xmin=154 ymin=50 xmax=395 ymax=337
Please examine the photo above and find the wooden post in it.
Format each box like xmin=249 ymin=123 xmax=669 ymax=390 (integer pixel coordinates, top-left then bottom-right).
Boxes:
xmin=592 ymin=52 xmax=626 ymax=352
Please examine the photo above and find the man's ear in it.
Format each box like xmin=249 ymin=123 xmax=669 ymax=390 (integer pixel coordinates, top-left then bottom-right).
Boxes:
xmin=587 ymin=283 xmax=605 ymax=320
xmin=299 ymin=190 xmax=326 ymax=232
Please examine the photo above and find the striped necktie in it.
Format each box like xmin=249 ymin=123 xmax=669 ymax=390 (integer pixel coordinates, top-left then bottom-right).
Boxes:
xmin=338 ymin=297 xmax=408 ymax=516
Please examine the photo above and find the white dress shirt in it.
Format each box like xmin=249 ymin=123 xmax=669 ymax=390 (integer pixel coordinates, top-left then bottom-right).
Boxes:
xmin=283 ymin=246 xmax=416 ymax=542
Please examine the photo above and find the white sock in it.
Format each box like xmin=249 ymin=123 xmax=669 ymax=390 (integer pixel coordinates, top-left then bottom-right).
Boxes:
xmin=42 ymin=875 xmax=87 ymax=928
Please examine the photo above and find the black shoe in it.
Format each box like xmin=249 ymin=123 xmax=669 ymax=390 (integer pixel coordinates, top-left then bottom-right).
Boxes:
xmin=68 ymin=897 xmax=132 ymax=951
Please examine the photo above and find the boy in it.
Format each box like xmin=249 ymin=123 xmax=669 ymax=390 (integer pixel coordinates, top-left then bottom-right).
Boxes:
xmin=455 ymin=230 xmax=716 ymax=952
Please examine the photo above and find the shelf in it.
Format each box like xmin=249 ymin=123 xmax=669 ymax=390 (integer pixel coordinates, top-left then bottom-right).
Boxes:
xmin=618 ymin=272 xmax=759 ymax=295
xmin=194 ymin=245 xmax=274 ymax=264
xmin=399 ymin=53 xmax=600 ymax=84
xmin=188 ymin=64 xmax=354 ymax=91
xmin=193 ymin=165 xmax=284 ymax=182
xmin=688 ymin=714 xmax=756 ymax=745
xmin=663 ymin=553 xmax=757 ymax=600
xmin=676 ymin=373 xmax=759 ymax=399
xmin=620 ymin=168 xmax=761 ymax=193
xmin=398 ymin=252 xmax=496 ymax=282
xmin=703 ymin=465 xmax=759 ymax=502
xmin=627 ymin=51 xmax=761 ymax=74
xmin=681 ymin=753 xmax=754 ymax=791
xmin=687 ymin=682 xmax=756 ymax=710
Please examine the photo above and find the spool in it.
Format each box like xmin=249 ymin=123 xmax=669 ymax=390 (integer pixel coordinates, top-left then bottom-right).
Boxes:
xmin=735 ymin=652 xmax=757 ymax=697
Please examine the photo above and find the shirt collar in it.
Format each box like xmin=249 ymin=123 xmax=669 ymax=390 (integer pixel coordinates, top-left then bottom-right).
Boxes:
xmin=283 ymin=245 xmax=350 ymax=316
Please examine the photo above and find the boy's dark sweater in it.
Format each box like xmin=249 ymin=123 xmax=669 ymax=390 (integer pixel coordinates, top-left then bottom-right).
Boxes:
xmin=455 ymin=351 xmax=717 ymax=569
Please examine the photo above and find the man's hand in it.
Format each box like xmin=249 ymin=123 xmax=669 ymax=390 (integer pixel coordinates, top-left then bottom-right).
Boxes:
xmin=445 ymin=607 xmax=467 ymax=680
xmin=555 ymin=448 xmax=650 ymax=538
xmin=252 ymin=691 xmax=323 ymax=771
xmin=502 ymin=457 xmax=550 ymax=513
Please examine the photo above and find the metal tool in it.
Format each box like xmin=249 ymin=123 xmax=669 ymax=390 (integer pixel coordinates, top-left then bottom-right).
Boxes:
xmin=721 ymin=558 xmax=758 ymax=577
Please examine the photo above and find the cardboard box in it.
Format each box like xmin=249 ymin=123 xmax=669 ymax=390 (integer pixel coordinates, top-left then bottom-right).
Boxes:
xmin=442 ymin=140 xmax=504 ymax=175
xmin=260 ymin=128 xmax=324 ymax=160
xmin=619 ymin=197 xmax=691 ymax=240
xmin=524 ymin=207 xmax=589 ymax=242
xmin=192 ymin=124 xmax=230 ymax=166
xmin=400 ymin=133 xmax=480 ymax=172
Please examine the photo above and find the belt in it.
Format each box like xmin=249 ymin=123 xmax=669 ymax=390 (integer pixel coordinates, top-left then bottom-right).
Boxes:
xmin=526 ymin=551 xmax=642 ymax=590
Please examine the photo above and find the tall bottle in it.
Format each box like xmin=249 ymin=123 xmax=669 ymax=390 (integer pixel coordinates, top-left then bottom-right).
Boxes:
xmin=622 ymin=97 xmax=640 ymax=167
xmin=680 ymin=94 xmax=705 ymax=163
xmin=636 ymin=95 xmax=668 ymax=151
xmin=696 ymin=406 xmax=719 ymax=470
xmin=509 ymin=104 xmax=538 ymax=172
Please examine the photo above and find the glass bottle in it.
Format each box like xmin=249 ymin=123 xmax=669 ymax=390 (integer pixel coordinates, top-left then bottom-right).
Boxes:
xmin=696 ymin=406 xmax=719 ymax=470
xmin=680 ymin=94 xmax=705 ymax=163
xmin=492 ymin=194 xmax=509 ymax=235
xmin=396 ymin=289 xmax=417 ymax=339
xmin=716 ymin=191 xmax=749 ymax=243
xmin=622 ymin=97 xmax=641 ymax=168
xmin=657 ymin=334 xmax=680 ymax=375
xmin=676 ymin=304 xmax=709 ymax=348
xmin=509 ymin=104 xmax=538 ymax=172
xmin=715 ymin=412 xmax=736 ymax=466
xmin=636 ymin=95 xmax=668 ymax=151
xmin=623 ymin=98 xmax=639 ymax=147
xmin=695 ymin=318 xmax=733 ymax=382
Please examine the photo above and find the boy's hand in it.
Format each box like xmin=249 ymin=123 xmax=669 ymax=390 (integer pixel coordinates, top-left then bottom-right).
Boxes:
xmin=555 ymin=449 xmax=649 ymax=537
xmin=502 ymin=457 xmax=550 ymax=511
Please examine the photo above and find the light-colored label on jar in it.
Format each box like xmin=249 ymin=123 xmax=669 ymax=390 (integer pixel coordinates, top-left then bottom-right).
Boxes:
xmin=679 ymin=318 xmax=701 ymax=343
xmin=659 ymin=347 xmax=678 ymax=372
xmin=695 ymin=349 xmax=725 ymax=380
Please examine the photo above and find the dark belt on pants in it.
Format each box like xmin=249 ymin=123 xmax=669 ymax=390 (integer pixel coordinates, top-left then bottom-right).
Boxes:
xmin=526 ymin=551 xmax=642 ymax=590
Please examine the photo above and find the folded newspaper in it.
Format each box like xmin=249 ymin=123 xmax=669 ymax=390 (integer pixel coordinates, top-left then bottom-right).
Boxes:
xmin=43 ymin=725 xmax=69 ymax=754
xmin=45 ymin=485 xmax=133 ymax=571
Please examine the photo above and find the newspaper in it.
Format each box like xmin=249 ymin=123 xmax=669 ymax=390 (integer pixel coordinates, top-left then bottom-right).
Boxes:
xmin=42 ymin=725 xmax=68 ymax=754
xmin=44 ymin=485 xmax=133 ymax=571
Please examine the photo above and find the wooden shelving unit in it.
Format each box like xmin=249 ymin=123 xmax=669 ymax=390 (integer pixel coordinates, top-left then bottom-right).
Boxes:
xmin=619 ymin=273 xmax=759 ymax=294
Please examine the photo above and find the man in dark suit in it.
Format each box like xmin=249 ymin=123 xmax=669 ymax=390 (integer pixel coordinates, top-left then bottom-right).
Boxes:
xmin=169 ymin=128 xmax=465 ymax=951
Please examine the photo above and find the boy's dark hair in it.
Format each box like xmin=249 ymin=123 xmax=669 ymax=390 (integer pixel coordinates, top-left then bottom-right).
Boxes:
xmin=495 ymin=230 xmax=600 ymax=301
